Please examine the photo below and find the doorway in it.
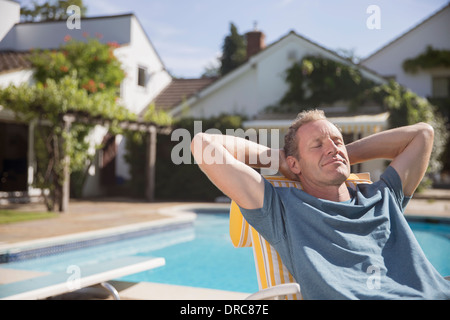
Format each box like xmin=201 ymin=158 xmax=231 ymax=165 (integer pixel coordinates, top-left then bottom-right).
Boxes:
xmin=0 ymin=122 xmax=29 ymax=192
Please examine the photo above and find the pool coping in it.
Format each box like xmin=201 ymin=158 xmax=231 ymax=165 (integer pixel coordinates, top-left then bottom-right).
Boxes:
xmin=405 ymin=215 xmax=450 ymax=224
xmin=0 ymin=203 xmax=230 ymax=263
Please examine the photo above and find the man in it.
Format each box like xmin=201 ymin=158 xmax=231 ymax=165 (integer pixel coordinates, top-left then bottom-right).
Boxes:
xmin=191 ymin=109 xmax=450 ymax=299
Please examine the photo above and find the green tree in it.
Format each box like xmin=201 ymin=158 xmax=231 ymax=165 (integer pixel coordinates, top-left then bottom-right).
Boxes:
xmin=0 ymin=37 xmax=133 ymax=211
xmin=220 ymin=23 xmax=246 ymax=76
xmin=20 ymin=0 xmax=87 ymax=22
xmin=29 ymin=36 xmax=124 ymax=97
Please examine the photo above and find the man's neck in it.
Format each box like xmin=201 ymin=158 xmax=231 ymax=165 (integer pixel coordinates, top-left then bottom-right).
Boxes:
xmin=300 ymin=180 xmax=351 ymax=202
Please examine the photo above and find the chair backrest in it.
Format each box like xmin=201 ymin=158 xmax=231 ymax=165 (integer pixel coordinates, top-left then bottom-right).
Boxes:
xmin=229 ymin=173 xmax=372 ymax=300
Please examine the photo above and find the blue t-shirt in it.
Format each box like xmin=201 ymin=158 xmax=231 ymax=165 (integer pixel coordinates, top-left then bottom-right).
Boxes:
xmin=240 ymin=166 xmax=450 ymax=299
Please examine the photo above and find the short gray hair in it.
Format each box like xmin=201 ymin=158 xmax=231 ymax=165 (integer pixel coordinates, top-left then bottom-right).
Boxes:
xmin=284 ymin=109 xmax=327 ymax=159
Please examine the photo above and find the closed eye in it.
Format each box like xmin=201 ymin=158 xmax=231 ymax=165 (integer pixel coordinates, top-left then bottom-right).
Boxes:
xmin=333 ymin=138 xmax=344 ymax=146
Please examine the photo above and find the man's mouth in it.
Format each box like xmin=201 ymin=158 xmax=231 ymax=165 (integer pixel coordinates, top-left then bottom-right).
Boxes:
xmin=322 ymin=157 xmax=346 ymax=167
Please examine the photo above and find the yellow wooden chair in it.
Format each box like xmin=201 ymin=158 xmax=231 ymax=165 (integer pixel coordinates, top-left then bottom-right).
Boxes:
xmin=229 ymin=173 xmax=372 ymax=300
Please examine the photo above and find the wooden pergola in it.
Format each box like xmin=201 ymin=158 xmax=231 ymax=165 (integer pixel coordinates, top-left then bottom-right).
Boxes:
xmin=60 ymin=111 xmax=172 ymax=213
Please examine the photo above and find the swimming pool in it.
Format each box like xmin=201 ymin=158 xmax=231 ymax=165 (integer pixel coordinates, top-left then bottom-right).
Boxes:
xmin=1 ymin=212 xmax=259 ymax=293
xmin=407 ymin=218 xmax=450 ymax=276
xmin=1 ymin=212 xmax=449 ymax=293
xmin=120 ymin=213 xmax=259 ymax=292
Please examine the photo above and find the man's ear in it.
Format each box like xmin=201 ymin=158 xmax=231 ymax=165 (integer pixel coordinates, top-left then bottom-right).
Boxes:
xmin=286 ymin=155 xmax=301 ymax=175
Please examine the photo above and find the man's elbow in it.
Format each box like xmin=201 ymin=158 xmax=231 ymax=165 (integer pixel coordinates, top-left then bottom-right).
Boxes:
xmin=415 ymin=122 xmax=434 ymax=142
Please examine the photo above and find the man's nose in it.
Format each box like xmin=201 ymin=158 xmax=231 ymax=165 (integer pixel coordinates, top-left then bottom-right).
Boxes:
xmin=325 ymin=139 xmax=339 ymax=155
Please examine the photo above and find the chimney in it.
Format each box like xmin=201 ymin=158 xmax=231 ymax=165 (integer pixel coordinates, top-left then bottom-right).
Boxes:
xmin=245 ymin=23 xmax=265 ymax=59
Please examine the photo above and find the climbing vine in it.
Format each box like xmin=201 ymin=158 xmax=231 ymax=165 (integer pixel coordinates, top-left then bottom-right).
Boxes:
xmin=403 ymin=46 xmax=450 ymax=73
xmin=268 ymin=55 xmax=376 ymax=113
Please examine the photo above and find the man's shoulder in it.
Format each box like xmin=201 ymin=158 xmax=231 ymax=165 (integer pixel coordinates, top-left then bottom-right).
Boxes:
xmin=378 ymin=166 xmax=404 ymax=193
xmin=359 ymin=166 xmax=410 ymax=210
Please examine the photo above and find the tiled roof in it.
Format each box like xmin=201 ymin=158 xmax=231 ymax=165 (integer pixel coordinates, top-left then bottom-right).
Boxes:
xmin=152 ymin=78 xmax=217 ymax=111
xmin=0 ymin=51 xmax=32 ymax=74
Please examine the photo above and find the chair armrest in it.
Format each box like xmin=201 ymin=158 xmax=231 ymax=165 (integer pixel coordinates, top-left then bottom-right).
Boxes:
xmin=245 ymin=283 xmax=301 ymax=300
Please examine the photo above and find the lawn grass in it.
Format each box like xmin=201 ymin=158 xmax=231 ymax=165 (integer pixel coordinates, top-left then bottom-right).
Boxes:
xmin=0 ymin=210 xmax=58 ymax=224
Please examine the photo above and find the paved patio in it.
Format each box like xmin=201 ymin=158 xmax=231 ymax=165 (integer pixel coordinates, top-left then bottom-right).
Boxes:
xmin=0 ymin=199 xmax=188 ymax=244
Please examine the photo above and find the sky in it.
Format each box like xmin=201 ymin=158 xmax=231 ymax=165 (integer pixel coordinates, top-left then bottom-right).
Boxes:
xmin=18 ymin=0 xmax=450 ymax=78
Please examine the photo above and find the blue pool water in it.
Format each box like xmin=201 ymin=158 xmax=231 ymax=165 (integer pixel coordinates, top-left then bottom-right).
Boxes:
xmin=1 ymin=213 xmax=449 ymax=293
xmin=120 ymin=213 xmax=258 ymax=292
xmin=2 ymin=213 xmax=259 ymax=293
xmin=407 ymin=220 xmax=450 ymax=276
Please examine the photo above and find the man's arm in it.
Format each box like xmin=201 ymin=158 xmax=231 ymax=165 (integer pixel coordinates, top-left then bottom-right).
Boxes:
xmin=346 ymin=122 xmax=434 ymax=196
xmin=191 ymin=133 xmax=285 ymax=209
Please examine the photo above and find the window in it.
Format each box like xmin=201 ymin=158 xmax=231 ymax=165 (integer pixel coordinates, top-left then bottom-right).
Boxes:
xmin=432 ymin=77 xmax=450 ymax=98
xmin=138 ymin=66 xmax=147 ymax=87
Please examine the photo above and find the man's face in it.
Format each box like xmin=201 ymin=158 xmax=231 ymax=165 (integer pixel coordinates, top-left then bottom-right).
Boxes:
xmin=294 ymin=119 xmax=350 ymax=186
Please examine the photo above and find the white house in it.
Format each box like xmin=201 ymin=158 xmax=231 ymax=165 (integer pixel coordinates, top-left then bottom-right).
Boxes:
xmin=360 ymin=3 xmax=450 ymax=99
xmin=0 ymin=0 xmax=172 ymax=201
xmin=151 ymin=29 xmax=390 ymax=179
xmin=167 ymin=30 xmax=386 ymax=119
